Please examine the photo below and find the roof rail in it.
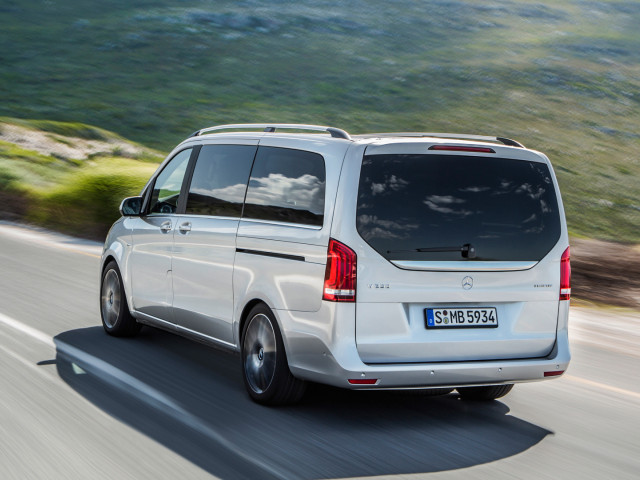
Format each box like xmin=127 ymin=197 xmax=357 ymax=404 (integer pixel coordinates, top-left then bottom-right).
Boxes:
xmin=355 ymin=132 xmax=525 ymax=148
xmin=189 ymin=123 xmax=351 ymax=140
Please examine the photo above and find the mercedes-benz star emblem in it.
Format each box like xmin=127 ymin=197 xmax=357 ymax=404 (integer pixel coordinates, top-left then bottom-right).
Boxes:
xmin=462 ymin=276 xmax=473 ymax=290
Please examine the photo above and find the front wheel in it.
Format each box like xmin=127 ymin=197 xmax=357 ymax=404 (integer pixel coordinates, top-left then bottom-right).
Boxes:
xmin=457 ymin=384 xmax=514 ymax=401
xmin=241 ymin=304 xmax=305 ymax=405
xmin=100 ymin=261 xmax=140 ymax=337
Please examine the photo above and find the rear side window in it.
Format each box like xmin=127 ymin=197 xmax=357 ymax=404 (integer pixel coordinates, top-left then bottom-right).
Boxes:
xmin=243 ymin=146 xmax=326 ymax=226
xmin=185 ymin=145 xmax=256 ymax=217
xmin=356 ymin=154 xmax=561 ymax=262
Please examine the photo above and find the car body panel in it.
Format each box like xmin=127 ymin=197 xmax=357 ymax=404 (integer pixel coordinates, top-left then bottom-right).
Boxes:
xmin=171 ymin=215 xmax=239 ymax=344
xmin=128 ymin=215 xmax=176 ymax=322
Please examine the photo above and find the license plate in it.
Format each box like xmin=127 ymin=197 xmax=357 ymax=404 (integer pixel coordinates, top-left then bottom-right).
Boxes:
xmin=425 ymin=307 xmax=498 ymax=329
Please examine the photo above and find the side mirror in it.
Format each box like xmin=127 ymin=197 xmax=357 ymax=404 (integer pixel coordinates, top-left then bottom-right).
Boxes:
xmin=119 ymin=196 xmax=142 ymax=217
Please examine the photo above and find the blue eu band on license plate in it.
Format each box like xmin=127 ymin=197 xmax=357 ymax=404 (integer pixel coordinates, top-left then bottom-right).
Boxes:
xmin=425 ymin=307 xmax=498 ymax=328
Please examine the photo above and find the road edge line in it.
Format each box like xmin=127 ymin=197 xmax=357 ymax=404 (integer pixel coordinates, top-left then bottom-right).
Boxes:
xmin=0 ymin=312 xmax=55 ymax=348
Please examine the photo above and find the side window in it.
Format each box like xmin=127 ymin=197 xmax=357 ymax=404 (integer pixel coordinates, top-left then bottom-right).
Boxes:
xmin=185 ymin=145 xmax=256 ymax=217
xmin=148 ymin=148 xmax=192 ymax=215
xmin=243 ymin=147 xmax=326 ymax=226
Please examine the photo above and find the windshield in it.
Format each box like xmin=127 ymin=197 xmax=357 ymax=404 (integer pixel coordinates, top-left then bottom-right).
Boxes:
xmin=356 ymin=153 xmax=561 ymax=262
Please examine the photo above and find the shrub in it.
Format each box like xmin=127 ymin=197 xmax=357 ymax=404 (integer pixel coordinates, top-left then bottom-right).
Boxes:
xmin=29 ymin=157 xmax=156 ymax=239
xmin=0 ymin=165 xmax=19 ymax=190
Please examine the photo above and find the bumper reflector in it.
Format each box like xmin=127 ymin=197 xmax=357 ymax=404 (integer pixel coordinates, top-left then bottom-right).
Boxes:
xmin=544 ymin=370 xmax=565 ymax=377
xmin=348 ymin=379 xmax=378 ymax=385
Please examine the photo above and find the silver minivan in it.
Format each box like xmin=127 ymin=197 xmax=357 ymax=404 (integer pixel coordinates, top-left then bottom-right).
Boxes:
xmin=100 ymin=124 xmax=571 ymax=405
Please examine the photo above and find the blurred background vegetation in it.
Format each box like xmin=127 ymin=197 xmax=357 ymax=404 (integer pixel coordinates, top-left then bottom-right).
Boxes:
xmin=1 ymin=0 xmax=639 ymax=241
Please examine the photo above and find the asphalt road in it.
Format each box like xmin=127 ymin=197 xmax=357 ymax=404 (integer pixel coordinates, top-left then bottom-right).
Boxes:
xmin=0 ymin=222 xmax=638 ymax=480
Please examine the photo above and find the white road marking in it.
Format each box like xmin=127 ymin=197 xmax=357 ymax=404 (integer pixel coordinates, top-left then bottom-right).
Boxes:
xmin=0 ymin=312 xmax=289 ymax=480
xmin=0 ymin=312 xmax=55 ymax=348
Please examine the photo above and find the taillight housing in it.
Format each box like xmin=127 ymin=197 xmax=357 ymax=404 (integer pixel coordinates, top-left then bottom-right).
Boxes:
xmin=323 ymin=238 xmax=357 ymax=302
xmin=428 ymin=145 xmax=496 ymax=153
xmin=560 ymin=246 xmax=571 ymax=301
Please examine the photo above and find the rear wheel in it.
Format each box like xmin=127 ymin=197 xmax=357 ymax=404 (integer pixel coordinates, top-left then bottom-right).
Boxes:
xmin=457 ymin=384 xmax=514 ymax=401
xmin=100 ymin=261 xmax=140 ymax=337
xmin=241 ymin=304 xmax=305 ymax=405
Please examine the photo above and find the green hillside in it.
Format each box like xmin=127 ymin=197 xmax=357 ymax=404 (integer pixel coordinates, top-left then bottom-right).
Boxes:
xmin=1 ymin=1 xmax=640 ymax=242
xmin=0 ymin=118 xmax=160 ymax=237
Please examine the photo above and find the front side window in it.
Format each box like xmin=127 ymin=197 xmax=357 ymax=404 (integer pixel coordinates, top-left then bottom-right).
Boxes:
xmin=243 ymin=147 xmax=326 ymax=226
xmin=356 ymin=154 xmax=561 ymax=262
xmin=185 ymin=145 xmax=256 ymax=217
xmin=148 ymin=148 xmax=192 ymax=215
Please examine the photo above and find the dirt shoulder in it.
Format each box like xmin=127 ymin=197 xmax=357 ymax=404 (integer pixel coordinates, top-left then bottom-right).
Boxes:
xmin=571 ymin=238 xmax=640 ymax=309
xmin=0 ymin=122 xmax=155 ymax=161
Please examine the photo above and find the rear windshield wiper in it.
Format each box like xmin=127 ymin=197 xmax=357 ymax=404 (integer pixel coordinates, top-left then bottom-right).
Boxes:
xmin=387 ymin=243 xmax=476 ymax=259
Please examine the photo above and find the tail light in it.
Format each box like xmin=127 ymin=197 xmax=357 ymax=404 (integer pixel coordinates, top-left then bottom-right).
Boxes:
xmin=323 ymin=238 xmax=357 ymax=302
xmin=429 ymin=145 xmax=496 ymax=153
xmin=560 ymin=246 xmax=571 ymax=301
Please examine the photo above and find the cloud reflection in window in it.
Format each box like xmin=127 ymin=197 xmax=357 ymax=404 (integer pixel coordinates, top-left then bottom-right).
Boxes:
xmin=246 ymin=173 xmax=325 ymax=214
xmin=357 ymin=214 xmax=418 ymax=240
xmin=423 ymin=195 xmax=472 ymax=217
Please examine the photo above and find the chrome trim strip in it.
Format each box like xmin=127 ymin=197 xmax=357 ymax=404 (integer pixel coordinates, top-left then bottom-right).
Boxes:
xmin=170 ymin=214 xmax=240 ymax=221
xmin=390 ymin=260 xmax=537 ymax=272
xmin=133 ymin=312 xmax=176 ymax=329
xmin=133 ymin=311 xmax=237 ymax=350
xmin=175 ymin=325 xmax=237 ymax=350
xmin=239 ymin=218 xmax=323 ymax=230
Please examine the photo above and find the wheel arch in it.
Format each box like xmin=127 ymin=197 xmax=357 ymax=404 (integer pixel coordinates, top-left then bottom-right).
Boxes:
xmin=100 ymin=254 xmax=135 ymax=315
xmin=238 ymin=298 xmax=269 ymax=344
xmin=101 ymin=254 xmax=117 ymax=275
xmin=237 ymin=298 xmax=292 ymax=359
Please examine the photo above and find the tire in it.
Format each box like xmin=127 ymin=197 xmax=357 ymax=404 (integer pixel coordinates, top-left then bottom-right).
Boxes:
xmin=100 ymin=261 xmax=140 ymax=337
xmin=241 ymin=304 xmax=306 ymax=405
xmin=456 ymin=384 xmax=514 ymax=401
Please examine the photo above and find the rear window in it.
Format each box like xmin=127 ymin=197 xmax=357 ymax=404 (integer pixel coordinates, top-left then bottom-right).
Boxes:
xmin=243 ymin=146 xmax=326 ymax=226
xmin=356 ymin=154 xmax=561 ymax=262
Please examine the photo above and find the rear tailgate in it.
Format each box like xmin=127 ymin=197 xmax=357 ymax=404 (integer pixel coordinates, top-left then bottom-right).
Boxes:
xmin=355 ymin=245 xmax=562 ymax=363
xmin=352 ymin=147 xmax=565 ymax=363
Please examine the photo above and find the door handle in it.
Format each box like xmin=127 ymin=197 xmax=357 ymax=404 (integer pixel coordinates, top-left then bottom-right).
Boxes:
xmin=178 ymin=222 xmax=192 ymax=234
xmin=160 ymin=221 xmax=172 ymax=233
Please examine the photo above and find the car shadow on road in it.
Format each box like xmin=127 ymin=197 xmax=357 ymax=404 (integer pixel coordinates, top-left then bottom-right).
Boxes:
xmin=52 ymin=326 xmax=552 ymax=480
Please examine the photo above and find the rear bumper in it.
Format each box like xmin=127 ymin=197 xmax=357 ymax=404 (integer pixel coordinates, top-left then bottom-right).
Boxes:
xmin=290 ymin=332 xmax=570 ymax=390
xmin=279 ymin=302 xmax=571 ymax=390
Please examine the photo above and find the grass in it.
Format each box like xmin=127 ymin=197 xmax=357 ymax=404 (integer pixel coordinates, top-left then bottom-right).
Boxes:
xmin=0 ymin=119 xmax=158 ymax=238
xmin=27 ymin=157 xmax=156 ymax=238
xmin=0 ymin=0 xmax=639 ymax=242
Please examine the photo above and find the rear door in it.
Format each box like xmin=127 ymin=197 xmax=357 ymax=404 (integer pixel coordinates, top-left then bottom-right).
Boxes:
xmin=234 ymin=145 xmax=329 ymax=314
xmin=352 ymin=147 xmax=566 ymax=363
xmin=171 ymin=142 xmax=257 ymax=344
